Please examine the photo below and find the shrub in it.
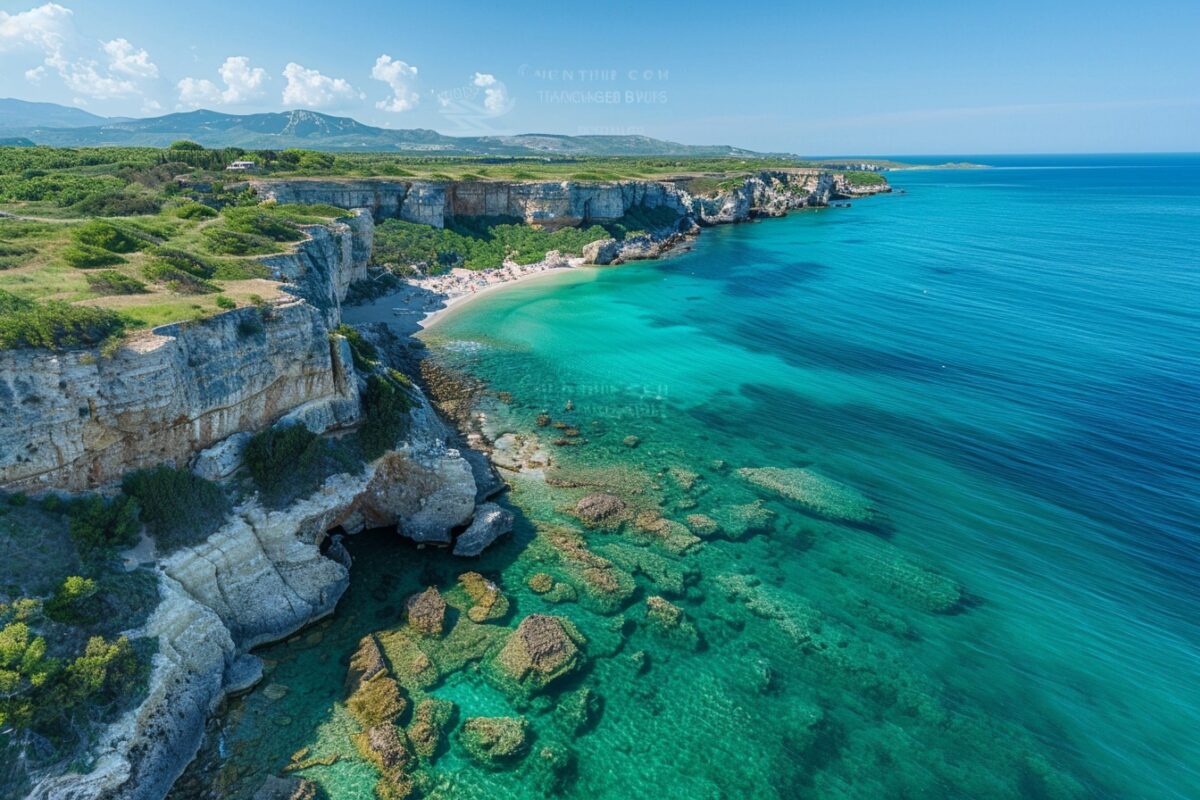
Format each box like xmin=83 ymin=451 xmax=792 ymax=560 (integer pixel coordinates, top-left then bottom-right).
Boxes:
xmin=358 ymin=372 xmax=415 ymax=460
xmin=141 ymin=262 xmax=218 ymax=294
xmin=73 ymin=220 xmax=145 ymax=254
xmin=0 ymin=241 xmax=35 ymax=270
xmin=215 ymin=295 xmax=236 ymax=310
xmin=334 ymin=324 xmax=380 ymax=370
xmin=45 ymin=576 xmax=98 ymax=624
xmin=62 ymin=244 xmax=127 ymax=269
xmin=0 ymin=297 xmax=126 ymax=351
xmin=171 ymin=201 xmax=218 ymax=220
xmin=244 ymin=425 xmax=360 ymax=506
xmin=85 ymin=271 xmax=146 ymax=295
xmin=150 ymin=247 xmax=215 ymax=279
xmin=72 ymin=190 xmax=161 ymax=217
xmin=222 ymin=207 xmax=305 ymax=242
xmin=122 ymin=466 xmax=231 ymax=552
xmin=237 ymin=314 xmax=264 ymax=338
xmin=66 ymin=495 xmax=140 ymax=555
xmin=201 ymin=226 xmax=277 ymax=256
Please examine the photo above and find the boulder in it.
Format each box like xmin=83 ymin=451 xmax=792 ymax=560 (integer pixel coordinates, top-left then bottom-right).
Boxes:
xmin=582 ymin=238 xmax=621 ymax=265
xmin=190 ymin=431 xmax=252 ymax=481
xmin=452 ymin=502 xmax=514 ymax=556
xmin=458 ymin=716 xmax=530 ymax=767
xmin=407 ymin=697 xmax=456 ymax=759
xmin=252 ymin=776 xmax=319 ymax=800
xmin=405 ymin=587 xmax=447 ymax=636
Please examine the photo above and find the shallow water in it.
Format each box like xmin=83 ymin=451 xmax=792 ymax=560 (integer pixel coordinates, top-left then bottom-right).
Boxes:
xmin=177 ymin=155 xmax=1200 ymax=800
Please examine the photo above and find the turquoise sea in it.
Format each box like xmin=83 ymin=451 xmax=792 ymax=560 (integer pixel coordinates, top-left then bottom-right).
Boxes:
xmin=177 ymin=155 xmax=1200 ymax=800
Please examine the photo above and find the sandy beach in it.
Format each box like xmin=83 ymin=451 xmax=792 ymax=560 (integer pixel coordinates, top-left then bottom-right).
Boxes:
xmin=341 ymin=251 xmax=584 ymax=336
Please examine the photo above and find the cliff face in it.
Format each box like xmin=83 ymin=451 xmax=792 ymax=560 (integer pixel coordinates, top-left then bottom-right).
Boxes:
xmin=248 ymin=169 xmax=872 ymax=231
xmin=0 ymin=214 xmax=373 ymax=493
xmin=26 ymin=387 xmax=484 ymax=800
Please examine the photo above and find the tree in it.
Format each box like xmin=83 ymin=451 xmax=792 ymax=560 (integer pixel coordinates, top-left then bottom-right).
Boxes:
xmin=0 ymin=622 xmax=54 ymax=729
xmin=45 ymin=576 xmax=99 ymax=624
xmin=167 ymin=140 xmax=204 ymax=151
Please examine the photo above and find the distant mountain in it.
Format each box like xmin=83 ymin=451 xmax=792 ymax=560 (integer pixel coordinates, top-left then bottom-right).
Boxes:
xmin=0 ymin=103 xmax=776 ymax=158
xmin=0 ymin=98 xmax=117 ymax=129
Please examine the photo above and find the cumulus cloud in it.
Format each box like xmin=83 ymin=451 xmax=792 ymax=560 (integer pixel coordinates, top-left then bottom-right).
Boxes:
xmin=59 ymin=58 xmax=138 ymax=99
xmin=281 ymin=62 xmax=361 ymax=108
xmin=372 ymin=54 xmax=419 ymax=112
xmin=177 ymin=56 xmax=268 ymax=108
xmin=103 ymin=37 xmax=156 ymax=78
xmin=3 ymin=5 xmax=156 ymax=99
xmin=0 ymin=3 xmax=71 ymax=58
xmin=472 ymin=72 xmax=512 ymax=115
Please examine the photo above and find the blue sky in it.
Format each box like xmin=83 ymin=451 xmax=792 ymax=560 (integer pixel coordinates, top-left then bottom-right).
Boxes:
xmin=1 ymin=0 xmax=1197 ymax=154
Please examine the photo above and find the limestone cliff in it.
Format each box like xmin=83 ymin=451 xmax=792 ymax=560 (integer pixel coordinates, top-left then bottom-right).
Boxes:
xmin=26 ymin=387 xmax=483 ymax=800
xmin=0 ymin=212 xmax=374 ymax=493
xmin=247 ymin=169 xmax=882 ymax=231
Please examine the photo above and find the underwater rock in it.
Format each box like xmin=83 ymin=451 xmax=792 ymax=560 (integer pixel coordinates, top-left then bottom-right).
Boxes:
xmin=605 ymin=542 xmax=693 ymax=596
xmin=347 ymin=673 xmax=407 ymax=728
xmin=353 ymin=724 xmax=416 ymax=799
xmin=644 ymin=595 xmax=702 ymax=650
xmin=632 ymin=511 xmax=702 ymax=554
xmin=669 ymin=467 xmax=700 ymax=492
xmin=405 ymin=587 xmax=447 ymax=636
xmin=544 ymin=581 xmax=579 ymax=604
xmin=262 ymin=683 xmax=289 ymax=702
xmin=737 ymin=467 xmax=877 ymax=524
xmin=252 ymin=775 xmax=319 ymax=800
xmin=540 ymin=526 xmax=636 ymax=613
xmin=712 ymin=500 xmax=776 ymax=540
xmin=555 ymin=687 xmax=601 ymax=735
xmin=459 ymin=716 xmax=531 ymax=767
xmin=452 ymin=501 xmax=515 ymax=557
xmin=492 ymin=614 xmax=586 ymax=696
xmin=838 ymin=547 xmax=966 ymax=614
xmin=527 ymin=742 xmax=576 ymax=794
xmin=527 ymin=572 xmax=556 ymax=593
xmin=407 ymin=697 xmax=456 ymax=760
xmin=685 ymin=513 xmax=721 ymax=538
xmin=574 ymin=492 xmax=628 ymax=526
xmin=623 ymin=435 xmax=640 ymax=448
xmin=459 ymin=571 xmax=510 ymax=622
xmin=345 ymin=634 xmax=388 ymax=693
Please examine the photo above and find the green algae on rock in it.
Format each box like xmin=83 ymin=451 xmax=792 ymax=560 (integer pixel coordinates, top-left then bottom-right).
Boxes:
xmin=458 ymin=716 xmax=531 ymax=767
xmin=456 ymin=571 xmax=510 ymax=623
xmin=489 ymin=614 xmax=587 ymax=699
xmin=405 ymin=586 xmax=447 ymax=635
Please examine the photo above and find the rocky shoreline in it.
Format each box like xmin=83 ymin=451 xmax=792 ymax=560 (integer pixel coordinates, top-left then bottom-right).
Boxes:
xmin=5 ymin=168 xmax=889 ymax=800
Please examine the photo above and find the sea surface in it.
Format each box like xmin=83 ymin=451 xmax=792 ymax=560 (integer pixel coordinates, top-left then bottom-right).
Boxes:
xmin=176 ymin=154 xmax=1200 ymax=800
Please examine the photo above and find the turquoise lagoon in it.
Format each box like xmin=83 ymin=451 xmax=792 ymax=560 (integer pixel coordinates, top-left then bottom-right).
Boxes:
xmin=176 ymin=155 xmax=1200 ymax=800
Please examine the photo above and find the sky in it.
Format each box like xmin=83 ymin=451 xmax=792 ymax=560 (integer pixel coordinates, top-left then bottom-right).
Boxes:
xmin=1 ymin=0 xmax=1197 ymax=155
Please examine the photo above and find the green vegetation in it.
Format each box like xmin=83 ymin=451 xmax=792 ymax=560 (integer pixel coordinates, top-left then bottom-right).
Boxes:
xmin=0 ymin=494 xmax=159 ymax=788
xmin=85 ymin=270 xmax=147 ymax=295
xmin=844 ymin=170 xmax=888 ymax=187
xmin=243 ymin=424 xmax=361 ymax=506
xmin=334 ymin=323 xmax=381 ymax=371
xmin=122 ymin=466 xmax=231 ymax=552
xmin=373 ymin=216 xmax=611 ymax=272
xmin=65 ymin=494 xmax=141 ymax=556
xmin=359 ymin=371 xmax=416 ymax=460
xmin=62 ymin=243 xmax=127 ymax=269
xmin=0 ymin=290 xmax=126 ymax=350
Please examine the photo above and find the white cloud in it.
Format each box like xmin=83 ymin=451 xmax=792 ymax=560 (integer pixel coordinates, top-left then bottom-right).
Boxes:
xmin=282 ymin=62 xmax=360 ymax=108
xmin=0 ymin=3 xmax=71 ymax=57
xmin=3 ymin=6 xmax=155 ymax=99
xmin=59 ymin=58 xmax=138 ymax=99
xmin=177 ymin=56 xmax=268 ymax=108
xmin=141 ymin=98 xmax=162 ymax=114
xmin=472 ymin=72 xmax=512 ymax=115
xmin=176 ymin=77 xmax=223 ymax=108
xmin=372 ymin=54 xmax=419 ymax=112
xmin=103 ymin=37 xmax=156 ymax=78
xmin=217 ymin=56 xmax=266 ymax=103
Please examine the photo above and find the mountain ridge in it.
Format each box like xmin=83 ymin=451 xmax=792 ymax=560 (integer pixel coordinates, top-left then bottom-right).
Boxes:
xmin=0 ymin=100 xmax=779 ymax=157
